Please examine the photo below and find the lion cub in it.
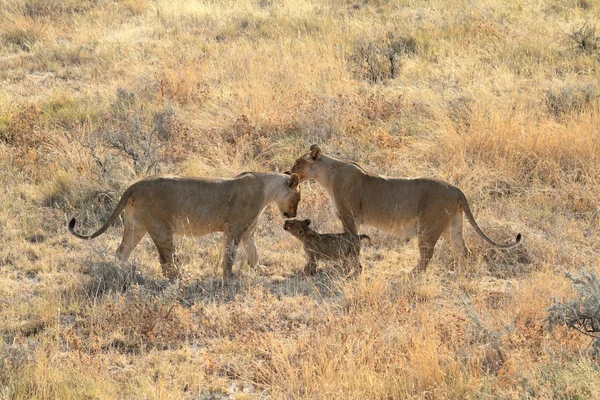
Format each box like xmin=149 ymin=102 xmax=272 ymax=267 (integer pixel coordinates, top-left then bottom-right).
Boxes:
xmin=283 ymin=219 xmax=371 ymax=275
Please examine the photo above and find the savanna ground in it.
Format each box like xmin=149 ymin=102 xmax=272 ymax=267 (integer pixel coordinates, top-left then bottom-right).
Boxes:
xmin=1 ymin=0 xmax=600 ymax=398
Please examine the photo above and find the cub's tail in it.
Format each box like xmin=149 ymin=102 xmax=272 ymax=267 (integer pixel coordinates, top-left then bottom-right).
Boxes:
xmin=359 ymin=234 xmax=372 ymax=245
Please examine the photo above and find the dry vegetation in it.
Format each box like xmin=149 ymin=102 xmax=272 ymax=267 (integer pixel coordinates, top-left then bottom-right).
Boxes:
xmin=1 ymin=0 xmax=599 ymax=398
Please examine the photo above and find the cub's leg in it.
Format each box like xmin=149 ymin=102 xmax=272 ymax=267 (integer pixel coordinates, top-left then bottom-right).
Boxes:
xmin=221 ymin=229 xmax=243 ymax=280
xmin=345 ymin=253 xmax=362 ymax=276
xmin=116 ymin=206 xmax=147 ymax=261
xmin=344 ymin=239 xmax=362 ymax=276
xmin=303 ymin=251 xmax=317 ymax=275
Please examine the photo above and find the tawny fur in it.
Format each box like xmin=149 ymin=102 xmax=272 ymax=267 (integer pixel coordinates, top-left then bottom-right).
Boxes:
xmin=69 ymin=172 xmax=301 ymax=281
xmin=291 ymin=145 xmax=521 ymax=276
xmin=283 ymin=218 xmax=371 ymax=275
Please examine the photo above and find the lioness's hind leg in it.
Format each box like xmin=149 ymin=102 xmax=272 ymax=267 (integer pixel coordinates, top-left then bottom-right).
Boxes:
xmin=441 ymin=213 xmax=471 ymax=267
xmin=412 ymin=221 xmax=446 ymax=275
xmin=116 ymin=209 xmax=147 ymax=261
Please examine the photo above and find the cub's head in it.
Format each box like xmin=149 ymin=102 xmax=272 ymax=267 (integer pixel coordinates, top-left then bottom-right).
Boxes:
xmin=291 ymin=144 xmax=322 ymax=183
xmin=277 ymin=173 xmax=301 ymax=219
xmin=283 ymin=218 xmax=311 ymax=238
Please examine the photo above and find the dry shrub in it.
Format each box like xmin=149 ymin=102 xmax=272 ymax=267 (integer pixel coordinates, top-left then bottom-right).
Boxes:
xmin=40 ymin=170 xmax=115 ymax=217
xmin=546 ymin=269 xmax=600 ymax=357
xmin=119 ymin=0 xmax=148 ymax=16
xmin=0 ymin=104 xmax=45 ymax=149
xmin=0 ymin=343 xmax=35 ymax=386
xmin=83 ymin=260 xmax=155 ymax=298
xmin=88 ymin=284 xmax=192 ymax=352
xmin=199 ymin=287 xmax=324 ymax=340
xmin=2 ymin=26 xmax=39 ymax=51
xmin=567 ymin=20 xmax=599 ymax=55
xmin=437 ymin=108 xmax=600 ymax=189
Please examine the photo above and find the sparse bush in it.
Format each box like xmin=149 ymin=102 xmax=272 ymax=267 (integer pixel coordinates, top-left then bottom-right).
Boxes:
xmin=447 ymin=95 xmax=473 ymax=131
xmin=544 ymin=83 xmax=599 ymax=117
xmin=349 ymin=32 xmax=418 ymax=83
xmin=546 ymin=269 xmax=600 ymax=356
xmin=2 ymin=28 xmax=38 ymax=51
xmin=22 ymin=0 xmax=99 ymax=18
xmin=78 ymin=88 xmax=169 ymax=182
xmin=567 ymin=21 xmax=599 ymax=55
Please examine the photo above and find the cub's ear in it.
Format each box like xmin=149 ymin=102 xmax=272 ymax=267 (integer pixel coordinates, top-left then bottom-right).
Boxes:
xmin=307 ymin=145 xmax=321 ymax=162
xmin=288 ymin=173 xmax=300 ymax=188
xmin=304 ymin=218 xmax=311 ymax=226
xmin=283 ymin=170 xmax=292 ymax=175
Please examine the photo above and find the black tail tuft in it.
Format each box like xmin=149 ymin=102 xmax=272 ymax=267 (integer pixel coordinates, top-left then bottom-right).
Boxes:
xmin=68 ymin=217 xmax=76 ymax=232
xmin=515 ymin=233 xmax=522 ymax=243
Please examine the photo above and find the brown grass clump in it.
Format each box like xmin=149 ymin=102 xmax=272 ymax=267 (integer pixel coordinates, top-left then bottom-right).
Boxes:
xmin=1 ymin=0 xmax=600 ymax=398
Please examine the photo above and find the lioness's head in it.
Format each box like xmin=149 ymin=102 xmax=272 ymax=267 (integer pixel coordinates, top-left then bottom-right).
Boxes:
xmin=291 ymin=144 xmax=322 ymax=183
xmin=283 ymin=218 xmax=311 ymax=238
xmin=277 ymin=173 xmax=301 ymax=219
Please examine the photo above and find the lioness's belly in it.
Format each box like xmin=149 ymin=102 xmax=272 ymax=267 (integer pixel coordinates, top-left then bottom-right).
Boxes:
xmin=170 ymin=214 xmax=227 ymax=236
xmin=363 ymin=216 xmax=417 ymax=242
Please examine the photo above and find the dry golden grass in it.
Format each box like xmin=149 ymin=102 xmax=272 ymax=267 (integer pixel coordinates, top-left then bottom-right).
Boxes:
xmin=1 ymin=0 xmax=600 ymax=398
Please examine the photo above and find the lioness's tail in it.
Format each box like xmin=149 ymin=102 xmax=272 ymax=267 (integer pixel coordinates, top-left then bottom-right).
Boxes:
xmin=68 ymin=188 xmax=133 ymax=240
xmin=359 ymin=234 xmax=372 ymax=245
xmin=457 ymin=189 xmax=521 ymax=249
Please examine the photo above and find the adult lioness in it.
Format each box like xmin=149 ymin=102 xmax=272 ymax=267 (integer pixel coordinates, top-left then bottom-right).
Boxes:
xmin=291 ymin=145 xmax=521 ymax=275
xmin=69 ymin=172 xmax=301 ymax=281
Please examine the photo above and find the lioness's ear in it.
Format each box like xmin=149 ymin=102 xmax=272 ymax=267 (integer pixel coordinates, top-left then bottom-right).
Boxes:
xmin=307 ymin=145 xmax=321 ymax=162
xmin=305 ymin=219 xmax=311 ymax=226
xmin=288 ymin=173 xmax=299 ymax=188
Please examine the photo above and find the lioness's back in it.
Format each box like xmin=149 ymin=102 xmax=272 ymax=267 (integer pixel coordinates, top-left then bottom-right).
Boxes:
xmin=127 ymin=175 xmax=265 ymax=234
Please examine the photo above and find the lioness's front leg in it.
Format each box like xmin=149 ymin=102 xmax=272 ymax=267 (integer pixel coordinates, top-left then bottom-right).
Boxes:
xmin=338 ymin=212 xmax=358 ymax=235
xmin=146 ymin=224 xmax=180 ymax=281
xmin=240 ymin=228 xmax=259 ymax=269
xmin=154 ymin=238 xmax=180 ymax=281
xmin=221 ymin=230 xmax=242 ymax=280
